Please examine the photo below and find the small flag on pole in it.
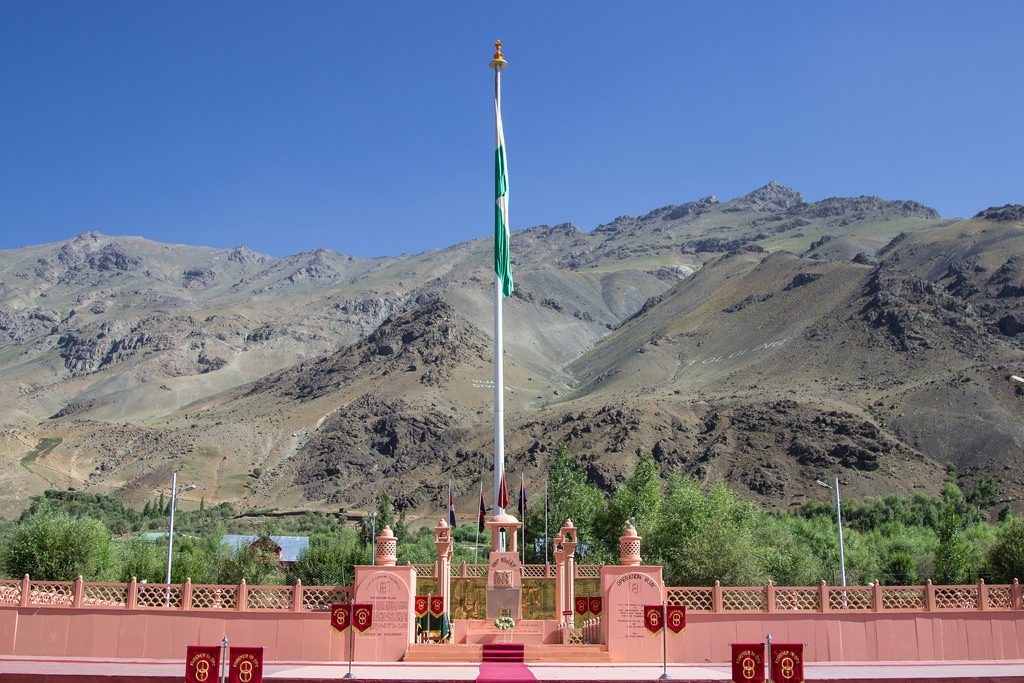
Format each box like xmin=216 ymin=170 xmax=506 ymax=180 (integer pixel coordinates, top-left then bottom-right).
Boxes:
xmin=498 ymin=470 xmax=509 ymax=510
xmin=518 ymin=477 xmax=527 ymax=517
xmin=478 ymin=489 xmax=487 ymax=533
xmin=448 ymin=480 xmax=456 ymax=528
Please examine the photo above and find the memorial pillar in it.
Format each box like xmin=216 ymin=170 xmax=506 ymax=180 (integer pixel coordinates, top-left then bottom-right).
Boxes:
xmin=353 ymin=525 xmax=417 ymax=661
xmin=434 ymin=519 xmax=454 ymax=624
xmin=600 ymin=522 xmax=664 ymax=663
xmin=485 ymin=512 xmax=523 ymax=618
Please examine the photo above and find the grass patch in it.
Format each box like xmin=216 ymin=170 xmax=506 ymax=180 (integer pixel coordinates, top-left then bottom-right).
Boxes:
xmin=20 ymin=437 xmax=63 ymax=468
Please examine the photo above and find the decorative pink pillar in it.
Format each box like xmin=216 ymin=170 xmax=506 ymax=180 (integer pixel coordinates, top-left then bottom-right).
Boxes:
xmin=559 ymin=520 xmax=578 ymax=629
xmin=600 ymin=521 xmax=664 ymax=663
xmin=434 ymin=519 xmax=453 ymax=626
xmin=552 ymin=532 xmax=565 ymax=621
xmin=353 ymin=525 xmax=417 ymax=661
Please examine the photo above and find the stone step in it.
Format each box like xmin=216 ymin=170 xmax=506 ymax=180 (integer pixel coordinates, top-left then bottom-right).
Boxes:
xmin=403 ymin=643 xmax=610 ymax=663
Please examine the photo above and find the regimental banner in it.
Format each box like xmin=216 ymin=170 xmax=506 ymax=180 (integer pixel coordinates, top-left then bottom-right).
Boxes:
xmin=666 ymin=604 xmax=686 ymax=634
xmin=330 ymin=603 xmax=351 ymax=633
xmin=227 ymin=646 xmax=263 ymax=683
xmin=731 ymin=643 xmax=765 ymax=683
xmin=575 ymin=596 xmax=589 ymax=615
xmin=353 ymin=603 xmax=374 ymax=633
xmin=414 ymin=595 xmax=429 ymax=618
xmin=589 ymin=596 xmax=602 ymax=615
xmin=185 ymin=645 xmax=220 ymax=683
xmin=429 ymin=595 xmax=445 ymax=618
xmin=643 ymin=604 xmax=663 ymax=634
xmin=770 ymin=643 xmax=804 ymax=683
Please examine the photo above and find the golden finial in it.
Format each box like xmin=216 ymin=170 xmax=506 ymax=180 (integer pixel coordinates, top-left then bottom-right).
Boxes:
xmin=489 ymin=40 xmax=508 ymax=71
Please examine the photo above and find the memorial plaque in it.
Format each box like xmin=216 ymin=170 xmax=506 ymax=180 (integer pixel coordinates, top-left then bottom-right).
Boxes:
xmin=486 ymin=552 xmax=522 ymax=619
xmin=353 ymin=567 xmax=415 ymax=662
xmin=603 ymin=570 xmax=663 ymax=662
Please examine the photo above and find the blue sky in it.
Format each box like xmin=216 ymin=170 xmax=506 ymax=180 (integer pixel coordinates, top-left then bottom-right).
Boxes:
xmin=1 ymin=2 xmax=1022 ymax=257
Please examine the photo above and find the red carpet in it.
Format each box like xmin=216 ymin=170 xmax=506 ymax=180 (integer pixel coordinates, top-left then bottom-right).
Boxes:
xmin=476 ymin=661 xmax=537 ymax=683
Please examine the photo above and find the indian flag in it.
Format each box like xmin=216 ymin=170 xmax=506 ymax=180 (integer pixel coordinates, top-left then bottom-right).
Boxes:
xmin=494 ymin=78 xmax=513 ymax=297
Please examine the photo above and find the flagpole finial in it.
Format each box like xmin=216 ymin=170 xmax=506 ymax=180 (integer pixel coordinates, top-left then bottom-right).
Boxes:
xmin=489 ymin=40 xmax=508 ymax=71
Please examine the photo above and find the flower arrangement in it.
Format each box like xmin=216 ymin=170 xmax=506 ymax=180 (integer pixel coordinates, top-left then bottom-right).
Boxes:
xmin=493 ymin=615 xmax=516 ymax=630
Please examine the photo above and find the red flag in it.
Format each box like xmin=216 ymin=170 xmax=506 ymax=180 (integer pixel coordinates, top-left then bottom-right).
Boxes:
xmin=643 ymin=604 xmax=663 ymax=634
xmin=414 ymin=596 xmax=428 ymax=618
xmin=517 ymin=478 xmax=527 ymax=517
xmin=227 ymin=646 xmax=263 ymax=683
xmin=478 ymin=490 xmax=487 ymax=533
xmin=589 ymin=596 xmax=602 ymax=615
xmin=574 ymin=596 xmax=589 ymax=615
xmin=429 ymin=596 xmax=445 ymax=617
xmin=666 ymin=604 xmax=686 ymax=634
xmin=498 ymin=471 xmax=509 ymax=510
xmin=731 ymin=644 xmax=765 ymax=683
xmin=770 ymin=643 xmax=804 ymax=683
xmin=330 ymin=603 xmax=351 ymax=633
xmin=353 ymin=603 xmax=373 ymax=633
xmin=184 ymin=645 xmax=220 ymax=683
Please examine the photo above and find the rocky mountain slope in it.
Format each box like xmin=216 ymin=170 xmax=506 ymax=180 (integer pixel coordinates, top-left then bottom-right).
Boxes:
xmin=1 ymin=183 xmax=1021 ymax=521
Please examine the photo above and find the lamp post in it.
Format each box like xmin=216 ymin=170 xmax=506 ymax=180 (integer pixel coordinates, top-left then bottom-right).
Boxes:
xmin=369 ymin=511 xmax=377 ymax=566
xmin=163 ymin=473 xmax=194 ymax=604
xmin=816 ymin=477 xmax=847 ymax=589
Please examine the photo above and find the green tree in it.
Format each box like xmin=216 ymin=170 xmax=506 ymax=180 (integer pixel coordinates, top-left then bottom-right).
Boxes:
xmin=595 ymin=452 xmax=662 ymax=557
xmin=934 ymin=504 xmax=971 ymax=584
xmin=118 ymin=539 xmax=165 ymax=583
xmin=543 ymin=444 xmax=606 ymax=562
xmin=647 ymin=477 xmax=764 ymax=586
xmin=1 ymin=509 xmax=116 ymax=580
xmin=988 ymin=516 xmax=1024 ymax=583
xmin=289 ymin=530 xmax=367 ymax=586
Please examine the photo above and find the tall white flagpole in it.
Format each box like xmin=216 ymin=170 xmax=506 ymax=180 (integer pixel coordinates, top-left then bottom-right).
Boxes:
xmin=490 ymin=41 xmax=509 ymax=551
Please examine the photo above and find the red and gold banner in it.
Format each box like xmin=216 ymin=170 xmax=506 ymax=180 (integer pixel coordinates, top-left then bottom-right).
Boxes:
xmin=770 ymin=643 xmax=804 ymax=683
xmin=429 ymin=596 xmax=444 ymax=618
xmin=575 ymin=596 xmax=589 ymax=615
xmin=184 ymin=645 xmax=220 ymax=683
xmin=414 ymin=595 xmax=428 ymax=618
xmin=589 ymin=596 xmax=602 ymax=615
xmin=666 ymin=604 xmax=686 ymax=634
xmin=353 ymin=603 xmax=374 ymax=633
xmin=643 ymin=604 xmax=663 ymax=634
xmin=227 ymin=646 xmax=263 ymax=683
xmin=330 ymin=603 xmax=351 ymax=633
xmin=731 ymin=644 xmax=765 ymax=683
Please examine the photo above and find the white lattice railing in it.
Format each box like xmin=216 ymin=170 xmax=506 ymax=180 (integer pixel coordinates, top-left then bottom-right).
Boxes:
xmin=0 ymin=575 xmax=1019 ymax=614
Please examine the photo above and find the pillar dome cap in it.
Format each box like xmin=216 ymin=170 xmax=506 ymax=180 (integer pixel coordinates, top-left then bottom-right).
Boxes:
xmin=492 ymin=512 xmax=519 ymax=524
xmin=379 ymin=525 xmax=395 ymax=538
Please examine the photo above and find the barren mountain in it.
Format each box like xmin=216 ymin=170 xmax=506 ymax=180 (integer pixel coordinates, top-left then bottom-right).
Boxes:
xmin=1 ymin=183 xmax=1021 ymax=521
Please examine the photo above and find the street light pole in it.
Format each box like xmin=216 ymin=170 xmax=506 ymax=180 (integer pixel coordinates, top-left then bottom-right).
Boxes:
xmin=165 ymin=472 xmax=177 ymax=589
xmin=816 ymin=477 xmax=847 ymax=588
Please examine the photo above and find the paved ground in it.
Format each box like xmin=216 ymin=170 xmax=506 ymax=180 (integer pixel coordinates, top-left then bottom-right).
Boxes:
xmin=2 ymin=656 xmax=1024 ymax=682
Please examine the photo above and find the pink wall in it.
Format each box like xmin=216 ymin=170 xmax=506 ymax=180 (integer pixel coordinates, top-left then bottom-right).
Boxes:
xmin=1 ymin=607 xmax=1021 ymax=663
xmin=0 ymin=609 xmax=349 ymax=662
xmin=674 ymin=611 xmax=1024 ymax=663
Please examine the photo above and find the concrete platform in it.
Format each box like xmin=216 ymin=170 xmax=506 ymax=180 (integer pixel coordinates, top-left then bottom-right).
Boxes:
xmin=2 ymin=655 xmax=1024 ymax=682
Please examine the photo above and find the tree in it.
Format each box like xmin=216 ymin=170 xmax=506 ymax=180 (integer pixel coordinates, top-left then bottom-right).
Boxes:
xmin=1 ymin=509 xmax=116 ymax=580
xmin=934 ymin=504 xmax=971 ymax=584
xmin=541 ymin=444 xmax=606 ymax=562
xmin=289 ymin=530 xmax=368 ymax=586
xmin=988 ymin=516 xmax=1024 ymax=583
xmin=595 ymin=452 xmax=662 ymax=557
xmin=647 ymin=477 xmax=765 ymax=586
xmin=118 ymin=539 xmax=164 ymax=583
